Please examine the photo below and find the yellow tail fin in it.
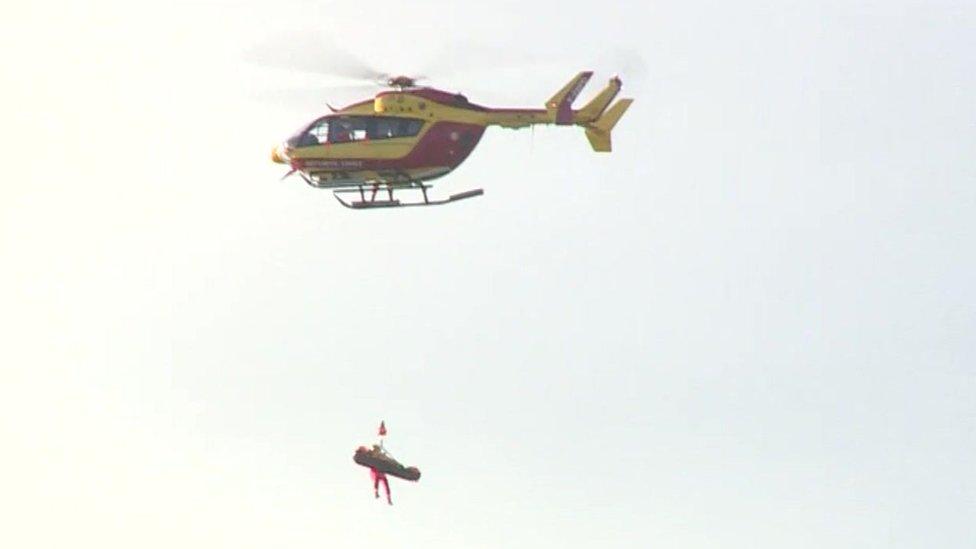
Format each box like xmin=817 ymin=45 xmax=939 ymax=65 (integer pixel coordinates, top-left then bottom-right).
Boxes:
xmin=584 ymin=98 xmax=633 ymax=152
xmin=546 ymin=71 xmax=593 ymax=124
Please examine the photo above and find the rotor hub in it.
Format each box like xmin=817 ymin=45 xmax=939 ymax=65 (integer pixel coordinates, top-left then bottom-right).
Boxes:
xmin=386 ymin=75 xmax=417 ymax=89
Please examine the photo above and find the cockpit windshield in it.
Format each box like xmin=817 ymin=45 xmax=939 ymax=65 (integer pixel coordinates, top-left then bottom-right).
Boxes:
xmin=286 ymin=116 xmax=424 ymax=148
xmin=286 ymin=117 xmax=328 ymax=147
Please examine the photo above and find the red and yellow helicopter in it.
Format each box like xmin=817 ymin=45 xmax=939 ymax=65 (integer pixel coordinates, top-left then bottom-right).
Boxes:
xmin=271 ymin=72 xmax=633 ymax=209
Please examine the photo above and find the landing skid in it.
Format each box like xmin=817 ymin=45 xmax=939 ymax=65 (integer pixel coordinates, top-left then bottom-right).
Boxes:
xmin=333 ymin=184 xmax=484 ymax=210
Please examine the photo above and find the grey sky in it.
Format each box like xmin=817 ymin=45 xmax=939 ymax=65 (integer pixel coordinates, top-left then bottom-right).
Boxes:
xmin=1 ymin=1 xmax=974 ymax=548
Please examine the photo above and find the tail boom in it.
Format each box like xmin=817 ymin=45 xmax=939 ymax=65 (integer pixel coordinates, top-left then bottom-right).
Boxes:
xmin=482 ymin=72 xmax=633 ymax=151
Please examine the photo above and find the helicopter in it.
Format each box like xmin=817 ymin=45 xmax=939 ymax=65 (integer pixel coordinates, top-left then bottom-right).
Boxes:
xmin=270 ymin=72 xmax=633 ymax=209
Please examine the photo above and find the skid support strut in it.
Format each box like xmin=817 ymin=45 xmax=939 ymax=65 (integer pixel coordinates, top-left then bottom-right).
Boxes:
xmin=333 ymin=183 xmax=483 ymax=210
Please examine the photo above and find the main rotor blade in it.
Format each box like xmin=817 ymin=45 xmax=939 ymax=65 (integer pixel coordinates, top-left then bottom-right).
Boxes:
xmin=243 ymin=33 xmax=387 ymax=83
xmin=247 ymin=84 xmax=380 ymax=111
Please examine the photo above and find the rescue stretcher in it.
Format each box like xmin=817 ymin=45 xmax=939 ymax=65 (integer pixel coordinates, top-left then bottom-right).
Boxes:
xmin=354 ymin=446 xmax=421 ymax=481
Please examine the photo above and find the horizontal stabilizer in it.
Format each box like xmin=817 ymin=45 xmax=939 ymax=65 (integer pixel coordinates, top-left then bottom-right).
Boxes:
xmin=584 ymin=98 xmax=634 ymax=152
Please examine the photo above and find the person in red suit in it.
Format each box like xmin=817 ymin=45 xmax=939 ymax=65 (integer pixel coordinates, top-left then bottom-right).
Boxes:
xmin=370 ymin=466 xmax=392 ymax=505
xmin=370 ymin=421 xmax=392 ymax=505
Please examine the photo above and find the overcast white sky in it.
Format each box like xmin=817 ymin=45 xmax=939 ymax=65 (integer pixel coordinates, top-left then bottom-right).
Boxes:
xmin=1 ymin=1 xmax=974 ymax=548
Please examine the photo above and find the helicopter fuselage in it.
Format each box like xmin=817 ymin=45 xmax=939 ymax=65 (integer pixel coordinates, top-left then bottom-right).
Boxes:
xmin=271 ymin=73 xmax=632 ymax=195
xmin=272 ymin=88 xmax=507 ymax=188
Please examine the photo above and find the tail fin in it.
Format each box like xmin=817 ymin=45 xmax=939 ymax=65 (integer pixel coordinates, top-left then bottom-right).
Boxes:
xmin=576 ymin=76 xmax=622 ymax=122
xmin=584 ymin=99 xmax=634 ymax=152
xmin=546 ymin=71 xmax=593 ymax=125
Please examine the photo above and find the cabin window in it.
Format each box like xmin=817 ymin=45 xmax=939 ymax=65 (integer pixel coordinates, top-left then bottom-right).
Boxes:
xmin=371 ymin=118 xmax=400 ymax=139
xmin=329 ymin=117 xmax=368 ymax=143
xmin=369 ymin=117 xmax=424 ymax=139
xmin=332 ymin=116 xmax=424 ymax=142
xmin=289 ymin=116 xmax=424 ymax=147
